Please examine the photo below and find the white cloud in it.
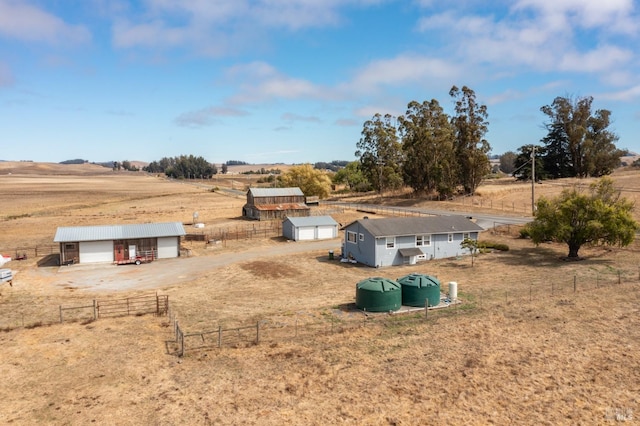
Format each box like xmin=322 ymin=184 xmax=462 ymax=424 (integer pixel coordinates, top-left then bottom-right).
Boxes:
xmin=281 ymin=113 xmax=321 ymax=123
xmin=416 ymin=2 xmax=638 ymax=79
xmin=349 ymin=55 xmax=460 ymax=93
xmin=0 ymin=0 xmax=90 ymax=44
xmin=558 ymin=45 xmax=633 ymax=72
xmin=110 ymin=0 xmax=385 ymax=52
xmin=599 ymin=85 xmax=640 ymax=102
xmin=514 ymin=0 xmax=637 ymax=32
xmin=175 ymin=105 xmax=249 ymax=127
xmin=224 ymin=62 xmax=330 ymax=104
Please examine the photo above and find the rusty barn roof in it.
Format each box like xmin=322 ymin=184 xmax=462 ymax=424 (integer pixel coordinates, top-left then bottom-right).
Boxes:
xmin=254 ymin=203 xmax=310 ymax=212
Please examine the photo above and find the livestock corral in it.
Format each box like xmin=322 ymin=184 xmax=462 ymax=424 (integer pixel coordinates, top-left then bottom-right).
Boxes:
xmin=0 ymin=161 xmax=640 ymax=425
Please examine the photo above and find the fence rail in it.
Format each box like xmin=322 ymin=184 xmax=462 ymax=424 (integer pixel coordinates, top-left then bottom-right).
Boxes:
xmin=170 ymin=269 xmax=640 ymax=356
xmin=96 ymin=293 xmax=168 ymax=318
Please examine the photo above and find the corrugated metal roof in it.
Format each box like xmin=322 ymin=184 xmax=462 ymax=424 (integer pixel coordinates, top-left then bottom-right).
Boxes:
xmin=351 ymin=216 xmax=484 ymax=237
xmin=285 ymin=216 xmax=338 ymax=227
xmin=248 ymin=187 xmax=304 ymax=197
xmin=398 ymin=248 xmax=424 ymax=257
xmin=54 ymin=222 xmax=186 ymax=242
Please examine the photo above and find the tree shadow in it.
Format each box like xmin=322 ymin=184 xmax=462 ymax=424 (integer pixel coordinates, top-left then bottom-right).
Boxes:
xmin=485 ymin=244 xmax=615 ymax=268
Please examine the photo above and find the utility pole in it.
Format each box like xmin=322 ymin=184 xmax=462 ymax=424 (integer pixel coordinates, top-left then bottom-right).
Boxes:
xmin=531 ymin=146 xmax=536 ymax=215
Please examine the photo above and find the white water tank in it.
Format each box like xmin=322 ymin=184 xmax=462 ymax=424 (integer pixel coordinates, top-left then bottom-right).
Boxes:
xmin=448 ymin=281 xmax=458 ymax=302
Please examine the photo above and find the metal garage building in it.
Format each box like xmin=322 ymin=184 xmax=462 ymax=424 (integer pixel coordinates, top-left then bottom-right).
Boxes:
xmin=54 ymin=222 xmax=186 ymax=265
xmin=282 ymin=216 xmax=339 ymax=241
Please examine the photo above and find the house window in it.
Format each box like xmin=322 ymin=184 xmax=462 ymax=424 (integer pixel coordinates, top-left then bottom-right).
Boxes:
xmin=386 ymin=237 xmax=395 ymax=248
xmin=359 ymin=233 xmax=364 ymax=241
xmin=463 ymin=233 xmax=470 ymax=240
xmin=448 ymin=233 xmax=454 ymax=243
xmin=416 ymin=235 xmax=431 ymax=247
xmin=347 ymin=231 xmax=357 ymax=244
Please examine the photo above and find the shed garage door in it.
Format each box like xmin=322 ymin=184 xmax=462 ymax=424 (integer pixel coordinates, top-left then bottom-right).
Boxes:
xmin=317 ymin=226 xmax=335 ymax=240
xmin=298 ymin=227 xmax=315 ymax=241
xmin=157 ymin=237 xmax=178 ymax=259
xmin=79 ymin=240 xmax=113 ymax=264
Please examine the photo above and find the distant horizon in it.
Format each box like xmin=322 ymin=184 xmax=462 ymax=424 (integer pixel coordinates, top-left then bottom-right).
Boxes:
xmin=2 ymin=150 xmax=639 ymax=169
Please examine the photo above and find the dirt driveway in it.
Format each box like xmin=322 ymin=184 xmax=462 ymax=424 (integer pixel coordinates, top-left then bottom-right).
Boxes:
xmin=34 ymin=239 xmax=341 ymax=293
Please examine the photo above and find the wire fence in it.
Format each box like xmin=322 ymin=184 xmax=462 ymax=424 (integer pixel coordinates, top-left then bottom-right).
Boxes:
xmin=2 ymin=261 xmax=638 ymax=356
xmin=0 ymin=292 xmax=168 ymax=331
xmin=168 ymin=267 xmax=640 ymax=356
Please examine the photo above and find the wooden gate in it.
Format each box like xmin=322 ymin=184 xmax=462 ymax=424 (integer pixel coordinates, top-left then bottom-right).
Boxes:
xmin=96 ymin=293 xmax=168 ymax=318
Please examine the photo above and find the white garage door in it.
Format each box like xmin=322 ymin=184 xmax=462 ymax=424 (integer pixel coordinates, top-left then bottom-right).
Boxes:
xmin=297 ymin=227 xmax=315 ymax=241
xmin=79 ymin=240 xmax=113 ymax=264
xmin=157 ymin=237 xmax=178 ymax=259
xmin=317 ymin=226 xmax=335 ymax=240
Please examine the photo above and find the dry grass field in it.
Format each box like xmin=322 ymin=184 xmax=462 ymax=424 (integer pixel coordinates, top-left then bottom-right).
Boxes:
xmin=1 ymin=161 xmax=639 ymax=425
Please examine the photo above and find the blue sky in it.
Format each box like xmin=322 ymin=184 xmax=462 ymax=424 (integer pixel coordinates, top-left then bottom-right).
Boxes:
xmin=1 ymin=0 xmax=639 ymax=165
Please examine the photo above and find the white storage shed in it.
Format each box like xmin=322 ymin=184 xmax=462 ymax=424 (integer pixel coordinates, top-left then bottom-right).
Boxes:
xmin=282 ymin=216 xmax=339 ymax=241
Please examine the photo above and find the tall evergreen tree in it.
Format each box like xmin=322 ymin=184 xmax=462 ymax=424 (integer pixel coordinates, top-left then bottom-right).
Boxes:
xmin=398 ymin=99 xmax=456 ymax=197
xmin=449 ymin=86 xmax=491 ymax=194
xmin=540 ymin=121 xmax=572 ymax=179
xmin=540 ymin=95 xmax=623 ymax=178
xmin=355 ymin=113 xmax=403 ymax=193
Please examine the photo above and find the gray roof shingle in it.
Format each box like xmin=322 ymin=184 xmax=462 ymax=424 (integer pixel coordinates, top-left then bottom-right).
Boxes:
xmin=350 ymin=216 xmax=484 ymax=237
xmin=285 ymin=216 xmax=338 ymax=227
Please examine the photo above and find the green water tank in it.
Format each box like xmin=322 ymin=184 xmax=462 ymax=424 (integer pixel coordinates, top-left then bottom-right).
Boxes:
xmin=397 ymin=273 xmax=441 ymax=307
xmin=355 ymin=277 xmax=402 ymax=312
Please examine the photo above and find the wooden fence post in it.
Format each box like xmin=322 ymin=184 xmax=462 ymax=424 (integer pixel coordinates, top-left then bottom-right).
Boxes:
xmin=59 ymin=305 xmax=63 ymax=323
xmin=256 ymin=321 xmax=260 ymax=344
xmin=218 ymin=325 xmax=222 ymax=348
xmin=93 ymin=300 xmax=97 ymax=320
xmin=180 ymin=327 xmax=184 ymax=357
xmin=573 ymin=275 xmax=576 ymax=293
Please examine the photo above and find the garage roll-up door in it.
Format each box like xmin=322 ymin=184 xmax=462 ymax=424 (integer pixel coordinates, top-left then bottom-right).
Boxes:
xmin=157 ymin=237 xmax=179 ymax=258
xmin=79 ymin=240 xmax=114 ymax=263
xmin=298 ymin=227 xmax=315 ymax=241
xmin=317 ymin=226 xmax=335 ymax=239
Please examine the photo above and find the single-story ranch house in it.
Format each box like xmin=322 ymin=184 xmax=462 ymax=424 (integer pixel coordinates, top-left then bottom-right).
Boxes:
xmin=54 ymin=222 xmax=186 ymax=265
xmin=243 ymin=187 xmax=310 ymax=221
xmin=282 ymin=216 xmax=339 ymax=241
xmin=342 ymin=216 xmax=484 ymax=267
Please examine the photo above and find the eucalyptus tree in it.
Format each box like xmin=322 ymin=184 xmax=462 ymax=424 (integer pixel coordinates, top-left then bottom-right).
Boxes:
xmin=398 ymin=99 xmax=457 ymax=197
xmin=540 ymin=96 xmax=624 ymax=178
xmin=355 ymin=113 xmax=403 ymax=193
xmin=449 ymin=85 xmax=491 ymax=194
xmin=498 ymin=151 xmax=517 ymax=175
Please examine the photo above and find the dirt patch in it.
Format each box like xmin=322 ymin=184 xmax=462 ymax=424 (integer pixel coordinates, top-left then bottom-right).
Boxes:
xmin=240 ymin=260 xmax=301 ymax=279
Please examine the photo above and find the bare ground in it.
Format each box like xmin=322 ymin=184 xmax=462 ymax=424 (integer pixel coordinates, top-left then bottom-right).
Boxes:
xmin=1 ymin=162 xmax=639 ymax=425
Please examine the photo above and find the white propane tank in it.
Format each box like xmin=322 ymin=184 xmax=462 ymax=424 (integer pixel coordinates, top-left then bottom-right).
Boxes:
xmin=448 ymin=281 xmax=458 ymax=302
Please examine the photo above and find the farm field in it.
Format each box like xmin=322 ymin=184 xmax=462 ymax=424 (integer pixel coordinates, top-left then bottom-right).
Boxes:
xmin=0 ymin=161 xmax=639 ymax=424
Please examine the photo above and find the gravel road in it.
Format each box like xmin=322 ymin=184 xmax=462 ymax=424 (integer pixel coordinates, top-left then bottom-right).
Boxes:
xmin=53 ymin=239 xmax=342 ymax=292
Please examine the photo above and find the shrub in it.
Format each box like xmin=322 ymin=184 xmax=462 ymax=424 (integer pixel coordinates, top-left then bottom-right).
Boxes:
xmin=479 ymin=241 xmax=509 ymax=251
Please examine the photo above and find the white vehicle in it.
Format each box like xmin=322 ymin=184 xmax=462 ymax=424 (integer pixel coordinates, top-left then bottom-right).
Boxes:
xmin=0 ymin=255 xmax=10 ymax=267
xmin=0 ymin=268 xmax=13 ymax=286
